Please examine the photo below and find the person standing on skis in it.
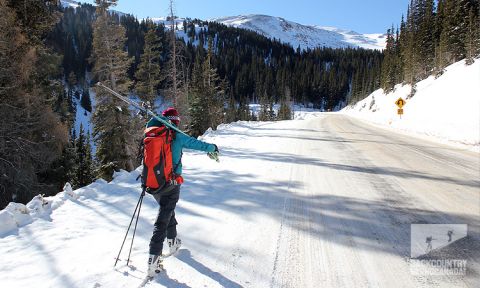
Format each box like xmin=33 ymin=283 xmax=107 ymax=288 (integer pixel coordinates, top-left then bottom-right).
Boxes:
xmin=146 ymin=107 xmax=219 ymax=277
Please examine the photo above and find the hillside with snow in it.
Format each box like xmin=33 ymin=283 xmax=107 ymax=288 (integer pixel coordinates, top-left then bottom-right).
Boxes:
xmin=342 ymin=59 xmax=480 ymax=149
xmin=212 ymin=15 xmax=385 ymax=50
xmin=150 ymin=14 xmax=386 ymax=51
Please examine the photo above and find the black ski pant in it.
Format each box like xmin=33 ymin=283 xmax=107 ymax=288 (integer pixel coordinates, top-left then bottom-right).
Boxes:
xmin=149 ymin=185 xmax=180 ymax=255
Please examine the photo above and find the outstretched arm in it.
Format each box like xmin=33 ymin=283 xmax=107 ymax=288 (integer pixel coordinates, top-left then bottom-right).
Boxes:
xmin=178 ymin=133 xmax=217 ymax=153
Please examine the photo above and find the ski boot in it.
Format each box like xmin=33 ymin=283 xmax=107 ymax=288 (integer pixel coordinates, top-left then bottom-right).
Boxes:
xmin=167 ymin=237 xmax=182 ymax=255
xmin=147 ymin=254 xmax=163 ymax=277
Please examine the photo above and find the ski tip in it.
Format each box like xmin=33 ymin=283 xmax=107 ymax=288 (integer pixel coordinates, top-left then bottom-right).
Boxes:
xmin=137 ymin=276 xmax=154 ymax=288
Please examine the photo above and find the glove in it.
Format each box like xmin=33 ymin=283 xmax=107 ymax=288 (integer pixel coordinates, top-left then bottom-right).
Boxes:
xmin=174 ymin=175 xmax=184 ymax=185
xmin=207 ymin=144 xmax=220 ymax=162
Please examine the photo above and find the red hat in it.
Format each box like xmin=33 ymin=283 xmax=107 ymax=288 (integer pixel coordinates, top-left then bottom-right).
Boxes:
xmin=162 ymin=107 xmax=180 ymax=125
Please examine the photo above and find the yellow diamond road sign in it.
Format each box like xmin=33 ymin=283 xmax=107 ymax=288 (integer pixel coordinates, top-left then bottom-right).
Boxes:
xmin=395 ymin=97 xmax=406 ymax=108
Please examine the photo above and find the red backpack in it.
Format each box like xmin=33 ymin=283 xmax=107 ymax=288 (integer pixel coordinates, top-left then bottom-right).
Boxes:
xmin=141 ymin=126 xmax=175 ymax=193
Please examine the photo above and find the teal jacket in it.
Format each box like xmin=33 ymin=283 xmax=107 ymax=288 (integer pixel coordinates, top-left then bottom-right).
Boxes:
xmin=146 ymin=117 xmax=216 ymax=175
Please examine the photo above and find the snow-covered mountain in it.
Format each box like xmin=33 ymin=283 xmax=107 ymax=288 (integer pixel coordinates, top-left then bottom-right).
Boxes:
xmin=60 ymin=0 xmax=127 ymax=17
xmin=212 ymin=15 xmax=386 ymax=50
xmin=60 ymin=0 xmax=81 ymax=9
xmin=60 ymin=1 xmax=385 ymax=50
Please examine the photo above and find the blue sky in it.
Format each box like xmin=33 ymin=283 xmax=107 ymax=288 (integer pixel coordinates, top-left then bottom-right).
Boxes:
xmin=81 ymin=0 xmax=410 ymax=33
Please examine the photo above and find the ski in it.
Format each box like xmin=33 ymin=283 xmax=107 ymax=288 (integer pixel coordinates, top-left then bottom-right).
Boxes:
xmin=138 ymin=268 xmax=167 ymax=288
xmin=96 ymin=82 xmax=189 ymax=137
xmin=159 ymin=248 xmax=180 ymax=260
xmin=137 ymin=275 xmax=153 ymax=288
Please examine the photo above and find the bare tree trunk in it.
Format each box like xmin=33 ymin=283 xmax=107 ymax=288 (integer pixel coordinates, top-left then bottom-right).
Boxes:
xmin=170 ymin=0 xmax=177 ymax=106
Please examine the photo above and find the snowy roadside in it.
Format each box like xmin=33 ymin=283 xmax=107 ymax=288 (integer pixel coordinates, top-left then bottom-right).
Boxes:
xmin=0 ymin=118 xmax=302 ymax=288
xmin=0 ymin=107 xmax=321 ymax=238
xmin=342 ymin=59 xmax=480 ymax=152
xmin=0 ymin=112 xmax=478 ymax=287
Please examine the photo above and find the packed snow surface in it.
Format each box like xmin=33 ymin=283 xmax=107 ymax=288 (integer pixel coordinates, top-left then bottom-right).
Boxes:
xmin=342 ymin=59 xmax=480 ymax=149
xmin=1 ymin=106 xmax=478 ymax=287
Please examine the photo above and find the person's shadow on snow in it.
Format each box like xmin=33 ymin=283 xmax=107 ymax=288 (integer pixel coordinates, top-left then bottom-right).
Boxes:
xmin=154 ymin=270 xmax=191 ymax=288
xmin=176 ymin=249 xmax=243 ymax=288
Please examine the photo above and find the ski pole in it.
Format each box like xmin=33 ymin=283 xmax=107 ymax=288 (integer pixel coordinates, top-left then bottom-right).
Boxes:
xmin=114 ymin=189 xmax=145 ymax=267
xmin=126 ymin=188 xmax=145 ymax=266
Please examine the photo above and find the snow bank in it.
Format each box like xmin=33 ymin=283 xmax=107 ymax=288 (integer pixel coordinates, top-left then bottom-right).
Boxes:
xmin=0 ymin=183 xmax=80 ymax=236
xmin=0 ymin=208 xmax=23 ymax=236
xmin=249 ymin=103 xmax=322 ymax=120
xmin=293 ymin=108 xmax=323 ymax=120
xmin=342 ymin=59 xmax=480 ymax=147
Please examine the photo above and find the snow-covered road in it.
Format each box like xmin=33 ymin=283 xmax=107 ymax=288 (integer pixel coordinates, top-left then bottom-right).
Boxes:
xmin=1 ymin=114 xmax=478 ymax=288
xmin=265 ymin=114 xmax=479 ymax=288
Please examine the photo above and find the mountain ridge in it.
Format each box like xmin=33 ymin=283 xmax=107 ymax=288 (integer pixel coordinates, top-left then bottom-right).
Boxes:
xmin=211 ymin=14 xmax=386 ymax=50
xmin=59 ymin=1 xmax=385 ymax=50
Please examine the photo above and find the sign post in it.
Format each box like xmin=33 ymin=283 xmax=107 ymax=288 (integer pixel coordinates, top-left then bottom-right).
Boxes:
xmin=395 ymin=97 xmax=406 ymax=118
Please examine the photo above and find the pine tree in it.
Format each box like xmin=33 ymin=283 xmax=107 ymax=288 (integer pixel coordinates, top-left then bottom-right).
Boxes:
xmin=440 ymin=0 xmax=471 ymax=64
xmin=134 ymin=22 xmax=163 ymax=109
xmin=166 ymin=0 xmax=181 ymax=105
xmin=394 ymin=27 xmax=404 ymax=84
xmin=258 ymin=90 xmax=271 ymax=121
xmin=401 ymin=3 xmax=417 ymax=85
xmin=72 ymin=124 xmax=94 ymax=188
xmin=68 ymin=71 xmax=78 ymax=87
xmin=188 ymin=53 xmax=208 ymax=137
xmin=188 ymin=37 xmax=227 ymax=136
xmin=202 ymin=37 xmax=225 ymax=129
xmin=465 ymin=7 xmax=480 ymax=65
xmin=237 ymin=95 xmax=251 ymax=121
xmin=381 ymin=27 xmax=397 ymax=92
xmin=165 ymin=0 xmax=191 ymax=128
xmin=1 ymin=0 xmax=68 ymax=208
xmin=67 ymin=87 xmax=77 ymax=117
xmin=277 ymin=86 xmax=292 ymax=120
xmin=7 ymin=0 xmax=60 ymax=44
xmin=225 ymin=94 xmax=237 ymax=123
xmin=434 ymin=0 xmax=448 ymax=74
xmin=417 ymin=0 xmax=435 ymax=78
xmin=91 ymin=0 xmax=138 ymax=180
xmin=80 ymin=88 xmax=92 ymax=112
xmin=47 ymin=128 xmax=76 ymax=193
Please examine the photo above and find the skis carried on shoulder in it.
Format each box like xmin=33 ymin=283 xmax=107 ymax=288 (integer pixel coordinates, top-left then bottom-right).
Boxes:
xmin=96 ymin=82 xmax=188 ymax=137
xmin=97 ymin=82 xmax=220 ymax=162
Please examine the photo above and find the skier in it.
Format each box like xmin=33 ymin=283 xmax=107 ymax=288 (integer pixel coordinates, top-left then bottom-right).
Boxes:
xmin=146 ymin=107 xmax=219 ymax=277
